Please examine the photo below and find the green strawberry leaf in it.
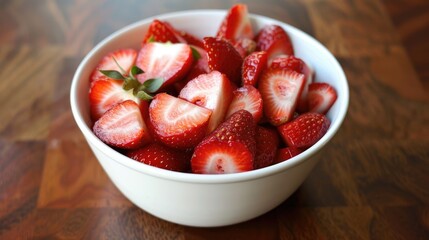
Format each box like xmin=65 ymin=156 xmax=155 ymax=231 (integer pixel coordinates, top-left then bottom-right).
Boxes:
xmin=123 ymin=78 xmax=140 ymax=91
xmin=190 ymin=46 xmax=201 ymax=60
xmin=130 ymin=66 xmax=144 ymax=78
xmin=147 ymin=35 xmax=156 ymax=43
xmin=136 ymin=90 xmax=153 ymax=100
xmin=99 ymin=70 xmax=125 ymax=80
xmin=143 ymin=78 xmax=164 ymax=93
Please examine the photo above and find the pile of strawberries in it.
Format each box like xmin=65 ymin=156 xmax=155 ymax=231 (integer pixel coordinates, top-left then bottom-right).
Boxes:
xmin=88 ymin=4 xmax=337 ymax=174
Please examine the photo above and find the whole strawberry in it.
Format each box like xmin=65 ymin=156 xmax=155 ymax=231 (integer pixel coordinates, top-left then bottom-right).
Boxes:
xmin=191 ymin=110 xmax=256 ymax=174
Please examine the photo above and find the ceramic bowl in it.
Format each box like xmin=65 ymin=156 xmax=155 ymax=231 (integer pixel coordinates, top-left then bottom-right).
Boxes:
xmin=70 ymin=10 xmax=349 ymax=227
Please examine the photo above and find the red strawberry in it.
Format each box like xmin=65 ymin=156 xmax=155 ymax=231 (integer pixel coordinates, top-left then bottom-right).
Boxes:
xmin=275 ymin=147 xmax=302 ymax=164
xmin=203 ymin=37 xmax=243 ymax=85
xmin=179 ymin=71 xmax=233 ymax=133
xmin=191 ymin=110 xmax=256 ymax=174
xmin=93 ymin=100 xmax=152 ymax=149
xmin=269 ymin=55 xmax=314 ymax=112
xmin=225 ymin=85 xmax=263 ymax=122
xmin=136 ymin=42 xmax=193 ymax=88
xmin=90 ymin=49 xmax=137 ymax=83
xmin=149 ymin=93 xmax=212 ymax=149
xmin=255 ymin=25 xmax=294 ymax=63
xmin=277 ymin=112 xmax=330 ymax=149
xmin=179 ymin=31 xmax=204 ymax=48
xmin=242 ymin=51 xmax=268 ymax=86
xmin=142 ymin=19 xmax=185 ymax=44
xmin=234 ymin=38 xmax=257 ymax=58
xmin=216 ymin=4 xmax=254 ymax=41
xmin=259 ymin=68 xmax=305 ymax=126
xmin=254 ymin=126 xmax=280 ymax=169
xmin=307 ymin=82 xmax=337 ymax=114
xmin=126 ymin=143 xmax=191 ymax=172
xmin=174 ymin=45 xmax=210 ymax=92
xmin=89 ymin=79 xmax=140 ymax=121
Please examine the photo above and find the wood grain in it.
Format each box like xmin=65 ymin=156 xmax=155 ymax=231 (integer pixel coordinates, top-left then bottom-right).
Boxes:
xmin=0 ymin=0 xmax=428 ymax=239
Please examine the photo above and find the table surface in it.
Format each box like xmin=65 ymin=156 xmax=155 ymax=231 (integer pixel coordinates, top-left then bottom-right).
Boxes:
xmin=1 ymin=0 xmax=428 ymax=239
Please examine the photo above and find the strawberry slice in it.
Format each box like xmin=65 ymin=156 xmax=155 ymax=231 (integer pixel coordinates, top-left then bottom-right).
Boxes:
xmin=93 ymin=100 xmax=151 ymax=149
xmin=270 ymin=55 xmax=314 ymax=112
xmin=225 ymin=85 xmax=263 ymax=122
xmin=259 ymin=68 xmax=305 ymax=126
xmin=254 ymin=126 xmax=280 ymax=169
xmin=174 ymin=46 xmax=210 ymax=92
xmin=179 ymin=71 xmax=233 ymax=133
xmin=307 ymin=82 xmax=337 ymax=114
xmin=126 ymin=143 xmax=191 ymax=172
xmin=142 ymin=19 xmax=185 ymax=44
xmin=216 ymin=4 xmax=254 ymax=41
xmin=179 ymin=31 xmax=204 ymax=48
xmin=255 ymin=25 xmax=294 ymax=63
xmin=191 ymin=110 xmax=256 ymax=174
xmin=233 ymin=38 xmax=257 ymax=58
xmin=136 ymin=42 xmax=193 ymax=88
xmin=274 ymin=147 xmax=302 ymax=164
xmin=149 ymin=93 xmax=212 ymax=149
xmin=277 ymin=112 xmax=330 ymax=149
xmin=203 ymin=37 xmax=243 ymax=85
xmin=89 ymin=49 xmax=137 ymax=83
xmin=89 ymin=79 xmax=140 ymax=121
xmin=242 ymin=51 xmax=268 ymax=86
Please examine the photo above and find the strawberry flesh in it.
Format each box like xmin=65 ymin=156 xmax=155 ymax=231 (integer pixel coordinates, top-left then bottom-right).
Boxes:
xmin=191 ymin=110 xmax=256 ymax=174
xmin=307 ymin=82 xmax=337 ymax=114
xmin=277 ymin=112 xmax=330 ymax=149
xmin=233 ymin=38 xmax=257 ymax=58
xmin=216 ymin=4 xmax=254 ymax=41
xmin=142 ymin=19 xmax=185 ymax=44
xmin=90 ymin=49 xmax=137 ymax=83
xmin=255 ymin=25 xmax=294 ymax=63
xmin=93 ymin=100 xmax=151 ymax=149
xmin=149 ymin=93 xmax=212 ymax=149
xmin=179 ymin=71 xmax=233 ymax=133
xmin=126 ymin=143 xmax=191 ymax=172
xmin=225 ymin=85 xmax=263 ymax=122
xmin=242 ymin=51 xmax=268 ymax=86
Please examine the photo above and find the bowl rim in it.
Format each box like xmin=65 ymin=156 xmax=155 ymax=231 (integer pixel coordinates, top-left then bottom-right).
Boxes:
xmin=70 ymin=9 xmax=349 ymax=184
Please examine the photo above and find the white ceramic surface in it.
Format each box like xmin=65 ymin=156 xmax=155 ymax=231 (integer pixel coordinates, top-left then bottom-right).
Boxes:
xmin=70 ymin=10 xmax=349 ymax=227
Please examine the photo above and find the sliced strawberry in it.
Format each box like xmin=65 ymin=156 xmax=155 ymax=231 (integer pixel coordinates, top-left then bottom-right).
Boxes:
xmin=242 ymin=51 xmax=268 ymax=86
xmin=89 ymin=79 xmax=140 ymax=121
xmin=277 ymin=112 xmax=330 ymax=149
xmin=93 ymin=100 xmax=151 ymax=149
xmin=179 ymin=71 xmax=233 ymax=133
xmin=216 ymin=4 xmax=254 ymax=41
xmin=126 ymin=143 xmax=191 ymax=172
xmin=149 ymin=93 xmax=212 ymax=149
xmin=191 ymin=110 xmax=256 ymax=174
xmin=254 ymin=126 xmax=280 ymax=169
xmin=234 ymin=38 xmax=257 ymax=58
xmin=274 ymin=147 xmax=302 ymax=164
xmin=179 ymin=31 xmax=204 ymax=48
xmin=259 ymin=68 xmax=305 ymax=126
xmin=174 ymin=45 xmax=210 ymax=92
xmin=203 ymin=37 xmax=243 ymax=85
xmin=255 ymin=25 xmax=294 ymax=63
xmin=225 ymin=85 xmax=263 ymax=122
xmin=307 ymin=82 xmax=337 ymax=114
xmin=89 ymin=49 xmax=137 ymax=83
xmin=142 ymin=19 xmax=185 ymax=44
xmin=136 ymin=42 xmax=193 ymax=88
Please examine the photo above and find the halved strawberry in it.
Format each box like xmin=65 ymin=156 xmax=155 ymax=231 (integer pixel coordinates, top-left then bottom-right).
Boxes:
xmin=142 ymin=19 xmax=185 ymax=44
xmin=203 ymin=37 xmax=243 ymax=85
xmin=174 ymin=46 xmax=210 ymax=92
xmin=136 ymin=42 xmax=193 ymax=88
xmin=149 ymin=93 xmax=212 ymax=149
xmin=259 ymin=68 xmax=305 ymax=126
xmin=89 ymin=49 xmax=137 ymax=83
xmin=216 ymin=4 xmax=254 ymax=41
xmin=93 ymin=100 xmax=151 ymax=149
xmin=254 ymin=126 xmax=279 ymax=169
xmin=242 ymin=51 xmax=268 ymax=86
xmin=274 ymin=147 xmax=302 ymax=164
xmin=225 ymin=85 xmax=263 ymax=122
xmin=126 ymin=143 xmax=191 ymax=172
xmin=179 ymin=71 xmax=233 ymax=133
xmin=234 ymin=38 xmax=257 ymax=58
xmin=179 ymin=31 xmax=204 ymax=48
xmin=269 ymin=55 xmax=314 ymax=112
xmin=277 ymin=112 xmax=330 ymax=149
xmin=255 ymin=25 xmax=294 ymax=63
xmin=89 ymin=79 xmax=140 ymax=121
xmin=191 ymin=110 xmax=256 ymax=174
xmin=307 ymin=82 xmax=337 ymax=114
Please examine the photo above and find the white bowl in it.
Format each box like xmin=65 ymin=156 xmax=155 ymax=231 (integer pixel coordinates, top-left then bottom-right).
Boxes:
xmin=70 ymin=10 xmax=349 ymax=227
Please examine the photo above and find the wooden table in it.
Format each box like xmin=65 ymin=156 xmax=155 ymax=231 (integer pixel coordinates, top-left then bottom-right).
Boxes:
xmin=1 ymin=0 xmax=428 ymax=239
